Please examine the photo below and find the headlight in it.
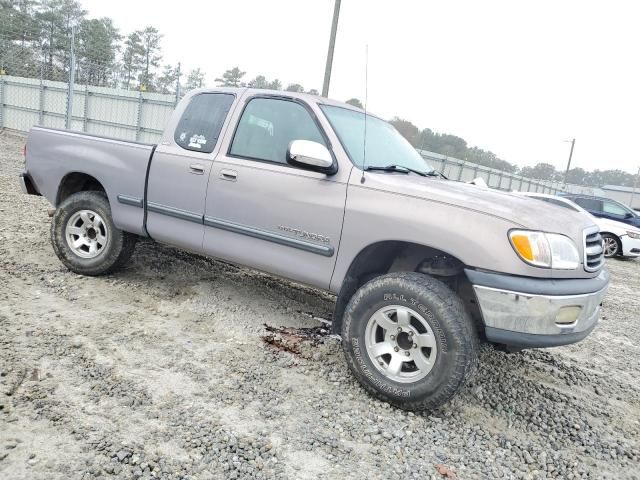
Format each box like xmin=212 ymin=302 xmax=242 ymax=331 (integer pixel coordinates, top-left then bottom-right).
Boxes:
xmin=627 ymin=231 xmax=640 ymax=240
xmin=509 ymin=230 xmax=580 ymax=269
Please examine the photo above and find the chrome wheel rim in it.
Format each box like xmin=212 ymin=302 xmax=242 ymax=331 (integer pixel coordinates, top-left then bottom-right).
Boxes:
xmin=364 ymin=305 xmax=438 ymax=383
xmin=603 ymin=237 xmax=618 ymax=257
xmin=65 ymin=210 xmax=109 ymax=259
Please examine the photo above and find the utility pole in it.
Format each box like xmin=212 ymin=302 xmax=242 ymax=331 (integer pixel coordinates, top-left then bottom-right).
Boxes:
xmin=322 ymin=0 xmax=341 ymax=98
xmin=562 ymin=138 xmax=575 ymax=186
xmin=630 ymin=166 xmax=640 ymax=210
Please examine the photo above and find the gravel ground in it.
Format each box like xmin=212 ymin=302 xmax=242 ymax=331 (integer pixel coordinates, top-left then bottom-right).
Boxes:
xmin=1 ymin=131 xmax=639 ymax=480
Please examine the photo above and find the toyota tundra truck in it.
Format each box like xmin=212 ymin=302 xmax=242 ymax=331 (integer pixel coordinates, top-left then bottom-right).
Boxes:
xmin=19 ymin=88 xmax=609 ymax=410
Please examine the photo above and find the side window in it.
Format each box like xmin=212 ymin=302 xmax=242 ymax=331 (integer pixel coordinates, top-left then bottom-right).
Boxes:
xmin=174 ymin=93 xmax=235 ymax=153
xmin=574 ymin=197 xmax=602 ymax=212
xmin=230 ymin=98 xmax=326 ymax=164
xmin=603 ymin=201 xmax=629 ymax=217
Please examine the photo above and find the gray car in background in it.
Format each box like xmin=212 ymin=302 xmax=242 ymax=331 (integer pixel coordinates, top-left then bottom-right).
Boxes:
xmin=19 ymin=88 xmax=609 ymax=410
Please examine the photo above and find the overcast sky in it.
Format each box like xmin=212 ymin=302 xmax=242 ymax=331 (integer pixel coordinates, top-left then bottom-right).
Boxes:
xmin=81 ymin=0 xmax=640 ymax=174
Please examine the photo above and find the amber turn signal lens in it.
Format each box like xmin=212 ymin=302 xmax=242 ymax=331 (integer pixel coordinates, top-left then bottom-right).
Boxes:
xmin=511 ymin=234 xmax=534 ymax=261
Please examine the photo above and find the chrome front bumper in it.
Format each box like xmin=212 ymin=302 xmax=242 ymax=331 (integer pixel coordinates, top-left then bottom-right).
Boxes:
xmin=467 ymin=269 xmax=609 ymax=348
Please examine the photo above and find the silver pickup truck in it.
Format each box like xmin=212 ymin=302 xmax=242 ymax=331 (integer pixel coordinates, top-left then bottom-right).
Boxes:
xmin=20 ymin=88 xmax=609 ymax=410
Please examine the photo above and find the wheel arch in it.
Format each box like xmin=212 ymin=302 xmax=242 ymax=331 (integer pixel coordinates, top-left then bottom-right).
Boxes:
xmin=56 ymin=171 xmax=107 ymax=206
xmin=332 ymin=240 xmax=480 ymax=334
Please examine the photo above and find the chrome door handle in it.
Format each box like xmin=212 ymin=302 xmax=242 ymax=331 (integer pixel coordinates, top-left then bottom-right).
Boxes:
xmin=220 ymin=169 xmax=238 ymax=181
xmin=189 ymin=164 xmax=205 ymax=175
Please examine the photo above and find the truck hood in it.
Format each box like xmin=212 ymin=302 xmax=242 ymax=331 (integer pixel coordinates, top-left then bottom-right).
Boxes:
xmin=361 ymin=172 xmax=597 ymax=235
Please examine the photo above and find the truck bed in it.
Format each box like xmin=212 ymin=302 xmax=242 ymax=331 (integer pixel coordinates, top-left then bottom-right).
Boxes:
xmin=25 ymin=127 xmax=155 ymax=236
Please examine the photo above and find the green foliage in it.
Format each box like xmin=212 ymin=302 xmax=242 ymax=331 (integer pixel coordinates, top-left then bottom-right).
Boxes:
xmin=76 ymin=17 xmax=120 ymax=86
xmin=156 ymin=64 xmax=179 ymax=94
xmin=391 ymin=118 xmax=518 ymax=173
xmin=0 ymin=1 xmax=208 ymax=91
xmin=137 ymin=26 xmax=162 ymax=91
xmin=121 ymin=31 xmax=143 ymax=89
xmin=285 ymin=83 xmax=304 ymax=92
xmin=248 ymin=75 xmax=269 ymax=89
xmin=185 ymin=67 xmax=205 ymax=90
xmin=215 ymin=67 xmax=245 ymax=87
xmin=345 ymin=98 xmax=363 ymax=108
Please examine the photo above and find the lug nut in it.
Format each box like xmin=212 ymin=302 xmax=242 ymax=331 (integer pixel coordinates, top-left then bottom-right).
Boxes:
xmin=397 ymin=327 xmax=402 ymax=333
xmin=408 ymin=331 xmax=414 ymax=336
xmin=394 ymin=346 xmax=399 ymax=352
xmin=390 ymin=335 xmax=395 ymax=340
xmin=405 ymin=351 xmax=410 ymax=357
xmin=413 ymin=343 xmax=417 ymax=349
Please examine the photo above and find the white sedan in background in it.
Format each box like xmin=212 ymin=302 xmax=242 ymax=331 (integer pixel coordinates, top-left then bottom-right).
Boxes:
xmin=519 ymin=193 xmax=640 ymax=258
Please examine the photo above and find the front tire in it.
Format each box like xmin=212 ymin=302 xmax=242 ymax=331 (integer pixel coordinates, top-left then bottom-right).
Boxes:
xmin=601 ymin=233 xmax=621 ymax=258
xmin=341 ymin=272 xmax=478 ymax=411
xmin=51 ymin=191 xmax=136 ymax=276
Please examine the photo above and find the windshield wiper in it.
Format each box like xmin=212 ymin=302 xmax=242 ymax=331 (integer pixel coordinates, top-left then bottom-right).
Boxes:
xmin=365 ymin=165 xmax=429 ymax=177
xmin=424 ymin=170 xmax=448 ymax=179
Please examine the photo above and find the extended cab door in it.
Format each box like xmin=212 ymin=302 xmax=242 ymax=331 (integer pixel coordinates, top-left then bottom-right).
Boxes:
xmin=202 ymin=95 xmax=350 ymax=289
xmin=146 ymin=92 xmax=236 ymax=251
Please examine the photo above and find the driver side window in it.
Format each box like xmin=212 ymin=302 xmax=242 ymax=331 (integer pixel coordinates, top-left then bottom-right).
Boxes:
xmin=230 ymin=97 xmax=326 ymax=164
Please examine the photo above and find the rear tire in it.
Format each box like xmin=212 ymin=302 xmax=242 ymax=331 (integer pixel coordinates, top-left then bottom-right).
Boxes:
xmin=51 ymin=191 xmax=136 ymax=276
xmin=341 ymin=272 xmax=479 ymax=411
xmin=601 ymin=233 xmax=621 ymax=258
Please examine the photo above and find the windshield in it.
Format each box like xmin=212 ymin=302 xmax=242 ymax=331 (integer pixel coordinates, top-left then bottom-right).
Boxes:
xmin=320 ymin=105 xmax=434 ymax=173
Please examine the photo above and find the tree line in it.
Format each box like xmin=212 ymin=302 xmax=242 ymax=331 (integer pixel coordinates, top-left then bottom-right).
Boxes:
xmin=386 ymin=116 xmax=637 ymax=187
xmin=0 ymin=0 xmax=205 ymax=93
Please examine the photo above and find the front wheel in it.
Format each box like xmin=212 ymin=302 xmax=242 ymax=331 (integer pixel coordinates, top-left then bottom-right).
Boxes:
xmin=341 ymin=272 xmax=479 ymax=411
xmin=601 ymin=233 xmax=621 ymax=258
xmin=51 ymin=191 xmax=136 ymax=276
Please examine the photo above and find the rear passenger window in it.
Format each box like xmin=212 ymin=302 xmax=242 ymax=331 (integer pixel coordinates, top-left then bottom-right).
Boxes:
xmin=174 ymin=93 xmax=235 ymax=153
xmin=230 ymin=97 xmax=326 ymax=164
xmin=574 ymin=197 xmax=602 ymax=212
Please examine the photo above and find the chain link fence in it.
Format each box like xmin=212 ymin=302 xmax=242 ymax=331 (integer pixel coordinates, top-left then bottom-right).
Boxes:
xmin=1 ymin=22 xmax=182 ymax=143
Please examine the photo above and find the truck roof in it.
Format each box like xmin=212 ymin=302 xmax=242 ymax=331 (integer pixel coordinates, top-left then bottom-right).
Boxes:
xmin=189 ymin=87 xmax=366 ymax=113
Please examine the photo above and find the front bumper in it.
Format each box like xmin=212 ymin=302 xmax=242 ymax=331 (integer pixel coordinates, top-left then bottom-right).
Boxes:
xmin=621 ymin=235 xmax=640 ymax=257
xmin=466 ymin=269 xmax=609 ymax=348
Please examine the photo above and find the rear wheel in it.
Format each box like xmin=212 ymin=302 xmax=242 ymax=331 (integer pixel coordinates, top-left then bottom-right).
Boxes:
xmin=601 ymin=233 xmax=621 ymax=257
xmin=51 ymin=191 xmax=136 ymax=275
xmin=341 ymin=272 xmax=479 ymax=411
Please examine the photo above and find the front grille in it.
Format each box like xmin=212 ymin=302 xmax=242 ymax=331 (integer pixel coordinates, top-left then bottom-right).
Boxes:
xmin=584 ymin=227 xmax=604 ymax=272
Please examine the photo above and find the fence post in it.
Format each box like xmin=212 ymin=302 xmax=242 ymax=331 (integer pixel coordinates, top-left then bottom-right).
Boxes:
xmin=507 ymin=174 xmax=513 ymax=191
xmin=175 ymin=62 xmax=181 ymax=106
xmin=0 ymin=75 xmax=4 ymax=128
xmin=498 ymin=171 xmax=504 ymax=190
xmin=38 ymin=64 xmax=45 ymax=126
xmin=65 ymin=25 xmax=76 ymax=130
xmin=135 ymin=91 xmax=143 ymax=141
xmin=82 ymin=85 xmax=89 ymax=132
xmin=457 ymin=160 xmax=463 ymax=181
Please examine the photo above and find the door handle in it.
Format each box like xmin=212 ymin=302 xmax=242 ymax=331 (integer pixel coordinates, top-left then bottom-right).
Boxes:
xmin=189 ymin=164 xmax=205 ymax=175
xmin=220 ymin=169 xmax=238 ymax=181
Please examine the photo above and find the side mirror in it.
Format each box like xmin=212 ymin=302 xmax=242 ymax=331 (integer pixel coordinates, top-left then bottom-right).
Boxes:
xmin=286 ymin=140 xmax=337 ymax=175
xmin=625 ymin=212 xmax=634 ymax=219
